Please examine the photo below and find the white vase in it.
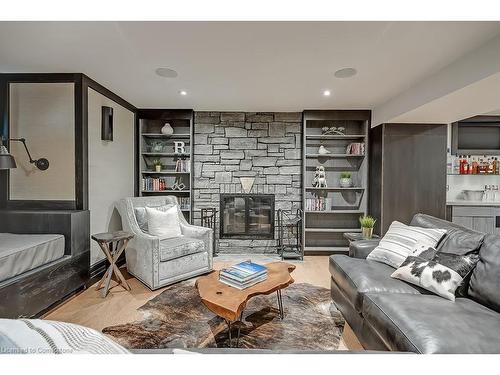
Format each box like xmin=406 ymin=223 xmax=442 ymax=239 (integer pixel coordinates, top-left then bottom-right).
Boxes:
xmin=339 ymin=177 xmax=353 ymax=188
xmin=161 ymin=123 xmax=174 ymax=135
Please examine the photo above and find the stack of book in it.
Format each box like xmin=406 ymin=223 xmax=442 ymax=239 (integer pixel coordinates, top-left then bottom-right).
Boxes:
xmin=142 ymin=177 xmax=168 ymax=191
xmin=219 ymin=261 xmax=268 ymax=290
xmin=346 ymin=142 xmax=365 ymax=155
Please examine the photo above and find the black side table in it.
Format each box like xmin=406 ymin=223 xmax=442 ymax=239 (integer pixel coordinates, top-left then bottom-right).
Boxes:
xmin=91 ymin=231 xmax=134 ymax=298
xmin=343 ymin=232 xmax=380 ymax=243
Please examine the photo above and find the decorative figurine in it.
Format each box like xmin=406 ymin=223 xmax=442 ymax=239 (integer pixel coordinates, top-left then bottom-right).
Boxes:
xmin=172 ymin=177 xmax=186 ymax=191
xmin=161 ymin=122 xmax=174 ymax=135
xmin=321 ymin=126 xmax=345 ymax=136
xmin=318 ymin=145 xmax=331 ymax=155
xmin=312 ymin=166 xmax=328 ymax=188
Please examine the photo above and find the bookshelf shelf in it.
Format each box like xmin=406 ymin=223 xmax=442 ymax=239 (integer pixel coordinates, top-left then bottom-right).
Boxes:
xmin=304 ymin=246 xmax=349 ymax=254
xmin=305 ymin=228 xmax=361 ymax=233
xmin=302 ymin=110 xmax=370 ymax=255
xmin=141 ymin=171 xmax=190 ymax=175
xmin=306 ymin=134 xmax=366 ymax=140
xmin=305 ymin=210 xmax=365 ymax=214
xmin=142 ymin=133 xmax=190 ymax=138
xmin=142 ymin=190 xmax=190 ymax=193
xmin=142 ymin=152 xmax=190 ymax=157
xmin=305 ymin=187 xmax=365 ymax=191
xmin=138 ymin=109 xmax=194 ymax=223
xmin=305 ymin=153 xmax=364 ymax=158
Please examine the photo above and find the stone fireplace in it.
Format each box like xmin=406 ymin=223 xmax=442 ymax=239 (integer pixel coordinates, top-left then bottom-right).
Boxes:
xmin=220 ymin=194 xmax=275 ymax=239
xmin=193 ymin=111 xmax=302 ymax=254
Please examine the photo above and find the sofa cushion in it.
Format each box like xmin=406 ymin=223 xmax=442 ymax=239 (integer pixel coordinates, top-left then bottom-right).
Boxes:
xmin=329 ymin=255 xmax=425 ymax=313
xmin=410 ymin=213 xmax=485 ymax=255
xmin=362 ymin=293 xmax=500 ymax=353
xmin=146 ymin=206 xmax=182 ymax=239
xmin=0 ymin=318 xmax=129 ymax=354
xmin=469 ymin=234 xmax=500 ymax=313
xmin=366 ymin=221 xmax=446 ymax=268
xmin=411 ymin=245 xmax=480 ymax=297
xmin=391 ymin=255 xmax=464 ymax=301
xmin=160 ymin=236 xmax=205 ymax=262
xmin=134 ymin=204 xmax=174 ymax=232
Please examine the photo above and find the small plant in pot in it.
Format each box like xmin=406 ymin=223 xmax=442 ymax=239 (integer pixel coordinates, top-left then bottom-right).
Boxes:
xmin=339 ymin=171 xmax=353 ymax=188
xmin=152 ymin=159 xmax=163 ymax=172
xmin=359 ymin=215 xmax=376 ymax=239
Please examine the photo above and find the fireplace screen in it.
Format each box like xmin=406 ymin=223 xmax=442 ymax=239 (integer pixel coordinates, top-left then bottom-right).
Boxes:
xmin=220 ymin=194 xmax=275 ymax=239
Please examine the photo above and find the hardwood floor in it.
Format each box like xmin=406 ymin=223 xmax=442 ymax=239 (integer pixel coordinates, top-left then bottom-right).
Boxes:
xmin=45 ymin=255 xmax=363 ymax=351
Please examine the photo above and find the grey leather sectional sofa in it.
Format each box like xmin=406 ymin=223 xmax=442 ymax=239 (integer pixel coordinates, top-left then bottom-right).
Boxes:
xmin=330 ymin=213 xmax=500 ymax=353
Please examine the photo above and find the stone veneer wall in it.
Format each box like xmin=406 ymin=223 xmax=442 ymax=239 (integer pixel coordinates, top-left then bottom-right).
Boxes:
xmin=193 ymin=111 xmax=302 ymax=254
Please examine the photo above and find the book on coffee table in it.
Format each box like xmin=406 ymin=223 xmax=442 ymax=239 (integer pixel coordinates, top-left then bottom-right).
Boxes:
xmin=219 ymin=261 xmax=268 ymax=289
xmin=219 ymin=273 xmax=268 ymax=290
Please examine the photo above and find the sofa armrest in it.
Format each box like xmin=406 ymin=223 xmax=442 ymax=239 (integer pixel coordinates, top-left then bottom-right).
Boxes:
xmin=124 ymin=231 xmax=160 ymax=287
xmin=349 ymin=239 xmax=381 ymax=259
xmin=179 ymin=222 xmax=214 ymax=268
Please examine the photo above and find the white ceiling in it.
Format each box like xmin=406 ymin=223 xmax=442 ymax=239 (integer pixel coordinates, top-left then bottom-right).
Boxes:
xmin=1 ymin=21 xmax=500 ymax=111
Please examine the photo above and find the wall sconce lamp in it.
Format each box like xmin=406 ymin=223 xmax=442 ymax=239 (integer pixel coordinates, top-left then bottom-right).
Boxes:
xmin=0 ymin=136 xmax=50 ymax=170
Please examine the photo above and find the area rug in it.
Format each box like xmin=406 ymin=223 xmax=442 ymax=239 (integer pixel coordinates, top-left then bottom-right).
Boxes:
xmin=102 ymin=281 xmax=345 ymax=351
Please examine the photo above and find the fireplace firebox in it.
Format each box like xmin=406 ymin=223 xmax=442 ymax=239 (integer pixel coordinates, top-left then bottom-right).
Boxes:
xmin=220 ymin=194 xmax=275 ymax=239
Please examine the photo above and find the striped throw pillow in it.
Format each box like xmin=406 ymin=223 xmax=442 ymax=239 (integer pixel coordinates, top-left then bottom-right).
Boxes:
xmin=367 ymin=221 xmax=446 ymax=268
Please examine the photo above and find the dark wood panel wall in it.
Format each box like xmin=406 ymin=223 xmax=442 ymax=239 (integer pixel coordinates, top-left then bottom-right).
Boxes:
xmin=0 ymin=73 xmax=138 ymax=210
xmin=0 ymin=73 xmax=137 ymax=317
xmin=369 ymin=123 xmax=447 ymax=235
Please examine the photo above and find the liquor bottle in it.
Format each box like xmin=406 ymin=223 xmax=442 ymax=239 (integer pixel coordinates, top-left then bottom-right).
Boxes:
xmin=454 ymin=155 xmax=461 ymax=174
xmin=446 ymin=148 xmax=453 ymax=174
xmin=464 ymin=156 xmax=470 ymax=175
xmin=471 ymin=157 xmax=478 ymax=175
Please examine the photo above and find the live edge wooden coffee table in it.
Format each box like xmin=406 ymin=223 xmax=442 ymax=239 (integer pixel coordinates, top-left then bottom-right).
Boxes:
xmin=195 ymin=262 xmax=296 ymax=347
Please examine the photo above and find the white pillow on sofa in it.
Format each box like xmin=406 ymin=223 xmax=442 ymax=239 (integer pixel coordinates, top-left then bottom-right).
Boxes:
xmin=367 ymin=221 xmax=446 ymax=268
xmin=0 ymin=318 xmax=129 ymax=354
xmin=146 ymin=205 xmax=182 ymax=239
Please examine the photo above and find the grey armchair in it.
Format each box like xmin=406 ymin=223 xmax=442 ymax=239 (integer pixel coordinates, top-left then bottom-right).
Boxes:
xmin=117 ymin=196 xmax=213 ymax=290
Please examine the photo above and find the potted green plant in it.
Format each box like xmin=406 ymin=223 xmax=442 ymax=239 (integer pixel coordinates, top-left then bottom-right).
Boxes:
xmin=339 ymin=171 xmax=353 ymax=188
xmin=359 ymin=215 xmax=376 ymax=239
xmin=152 ymin=159 xmax=163 ymax=172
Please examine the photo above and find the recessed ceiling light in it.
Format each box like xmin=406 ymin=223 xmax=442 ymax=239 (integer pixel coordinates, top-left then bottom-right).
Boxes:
xmin=323 ymin=90 xmax=331 ymax=97
xmin=179 ymin=90 xmax=187 ymax=96
xmin=334 ymin=67 xmax=357 ymax=78
xmin=155 ymin=67 xmax=178 ymax=78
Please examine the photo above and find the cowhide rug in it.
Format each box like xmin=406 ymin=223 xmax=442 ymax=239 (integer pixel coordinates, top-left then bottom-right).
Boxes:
xmin=102 ymin=281 xmax=345 ymax=351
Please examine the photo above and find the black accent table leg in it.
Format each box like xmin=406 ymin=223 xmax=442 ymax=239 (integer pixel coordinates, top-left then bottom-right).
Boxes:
xmin=226 ymin=320 xmax=232 ymax=347
xmin=277 ymin=289 xmax=284 ymax=319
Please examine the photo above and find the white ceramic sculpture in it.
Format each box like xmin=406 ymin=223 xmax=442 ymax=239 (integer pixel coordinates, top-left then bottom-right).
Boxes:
xmin=312 ymin=166 xmax=328 ymax=188
xmin=318 ymin=145 xmax=331 ymax=155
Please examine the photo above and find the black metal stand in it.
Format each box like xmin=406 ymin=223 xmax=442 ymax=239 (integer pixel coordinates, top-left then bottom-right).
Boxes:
xmin=277 ymin=208 xmax=303 ymax=260
xmin=201 ymin=208 xmax=218 ymax=256
xmin=223 ymin=291 xmax=285 ymax=348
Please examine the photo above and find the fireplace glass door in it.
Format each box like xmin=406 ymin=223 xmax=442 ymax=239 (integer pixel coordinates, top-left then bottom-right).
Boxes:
xmin=220 ymin=194 xmax=274 ymax=239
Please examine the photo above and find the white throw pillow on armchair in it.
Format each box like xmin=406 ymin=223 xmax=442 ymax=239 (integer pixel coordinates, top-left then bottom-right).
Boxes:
xmin=146 ymin=205 xmax=182 ymax=239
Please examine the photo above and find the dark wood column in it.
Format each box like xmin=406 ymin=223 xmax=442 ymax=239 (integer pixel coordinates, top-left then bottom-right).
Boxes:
xmin=369 ymin=123 xmax=447 ymax=235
